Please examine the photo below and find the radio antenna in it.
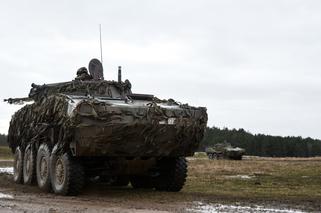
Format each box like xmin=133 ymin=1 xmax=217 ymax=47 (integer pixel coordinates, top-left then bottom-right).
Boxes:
xmin=99 ymin=24 xmax=103 ymax=64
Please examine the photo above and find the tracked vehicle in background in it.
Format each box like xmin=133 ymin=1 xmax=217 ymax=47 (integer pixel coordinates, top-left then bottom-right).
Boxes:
xmin=5 ymin=59 xmax=207 ymax=195
xmin=205 ymin=142 xmax=245 ymax=160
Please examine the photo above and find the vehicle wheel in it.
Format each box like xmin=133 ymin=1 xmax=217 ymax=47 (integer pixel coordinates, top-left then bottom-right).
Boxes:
xmin=154 ymin=157 xmax=187 ymax=192
xmin=13 ymin=146 xmax=24 ymax=184
xmin=130 ymin=176 xmax=154 ymax=189
xmin=23 ymin=144 xmax=36 ymax=184
xmin=36 ymin=143 xmax=51 ymax=191
xmin=50 ymin=151 xmax=84 ymax=195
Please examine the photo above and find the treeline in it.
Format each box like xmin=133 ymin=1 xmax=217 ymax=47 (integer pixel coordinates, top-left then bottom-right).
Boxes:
xmin=1 ymin=127 xmax=321 ymax=157
xmin=0 ymin=134 xmax=7 ymax=146
xmin=200 ymin=127 xmax=321 ymax=157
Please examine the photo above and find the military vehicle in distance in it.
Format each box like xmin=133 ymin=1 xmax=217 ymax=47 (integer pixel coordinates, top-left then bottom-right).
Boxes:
xmin=205 ymin=142 xmax=245 ymax=160
xmin=5 ymin=59 xmax=207 ymax=195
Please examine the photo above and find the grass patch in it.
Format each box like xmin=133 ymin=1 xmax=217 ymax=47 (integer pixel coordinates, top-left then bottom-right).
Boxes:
xmin=183 ymin=157 xmax=321 ymax=203
xmin=0 ymin=146 xmax=13 ymax=160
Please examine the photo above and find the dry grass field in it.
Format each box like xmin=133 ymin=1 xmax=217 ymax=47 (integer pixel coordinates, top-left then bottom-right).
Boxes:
xmin=0 ymin=145 xmax=12 ymax=160
xmin=185 ymin=154 xmax=321 ymax=204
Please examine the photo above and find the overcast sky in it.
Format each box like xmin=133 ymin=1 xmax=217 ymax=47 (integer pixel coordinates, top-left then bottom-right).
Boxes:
xmin=1 ymin=0 xmax=321 ymax=138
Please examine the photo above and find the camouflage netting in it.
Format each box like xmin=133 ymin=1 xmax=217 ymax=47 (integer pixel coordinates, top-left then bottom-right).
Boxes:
xmin=8 ymin=95 xmax=70 ymax=153
xmin=29 ymin=80 xmax=132 ymax=101
xmin=8 ymin=79 xmax=207 ymax=157
xmin=6 ymin=59 xmax=208 ymax=195
xmin=71 ymin=100 xmax=207 ymax=156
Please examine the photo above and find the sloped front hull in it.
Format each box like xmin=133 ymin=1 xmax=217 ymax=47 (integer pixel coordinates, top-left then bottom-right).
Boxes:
xmin=73 ymin=123 xmax=205 ymax=157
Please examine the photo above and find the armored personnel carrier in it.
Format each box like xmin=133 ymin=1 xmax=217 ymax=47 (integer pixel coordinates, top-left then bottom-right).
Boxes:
xmin=205 ymin=142 xmax=245 ymax=160
xmin=5 ymin=59 xmax=207 ymax=195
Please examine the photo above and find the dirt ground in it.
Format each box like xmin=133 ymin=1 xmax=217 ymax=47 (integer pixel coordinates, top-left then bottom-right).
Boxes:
xmin=1 ymin=156 xmax=321 ymax=213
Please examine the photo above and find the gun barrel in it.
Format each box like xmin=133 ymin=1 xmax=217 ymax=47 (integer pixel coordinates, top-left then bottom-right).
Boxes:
xmin=4 ymin=97 xmax=33 ymax=105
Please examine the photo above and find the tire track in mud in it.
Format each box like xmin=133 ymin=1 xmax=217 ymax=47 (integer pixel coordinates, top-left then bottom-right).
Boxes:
xmin=0 ymin=189 xmax=172 ymax=213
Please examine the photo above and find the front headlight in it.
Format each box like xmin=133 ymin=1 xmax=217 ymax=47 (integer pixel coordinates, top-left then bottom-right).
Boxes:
xmin=77 ymin=102 xmax=97 ymax=116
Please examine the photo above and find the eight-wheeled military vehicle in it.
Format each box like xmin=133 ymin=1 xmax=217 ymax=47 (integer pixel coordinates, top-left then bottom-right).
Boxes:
xmin=205 ymin=142 xmax=245 ymax=160
xmin=5 ymin=59 xmax=207 ymax=195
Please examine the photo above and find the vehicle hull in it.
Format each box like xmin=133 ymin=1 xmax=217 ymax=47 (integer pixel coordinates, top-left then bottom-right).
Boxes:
xmin=72 ymin=122 xmax=203 ymax=157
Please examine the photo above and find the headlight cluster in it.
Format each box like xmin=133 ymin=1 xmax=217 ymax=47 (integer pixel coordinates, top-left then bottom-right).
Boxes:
xmin=77 ymin=102 xmax=97 ymax=116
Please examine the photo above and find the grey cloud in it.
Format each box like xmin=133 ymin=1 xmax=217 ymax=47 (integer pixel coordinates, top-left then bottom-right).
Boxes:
xmin=1 ymin=0 xmax=321 ymax=138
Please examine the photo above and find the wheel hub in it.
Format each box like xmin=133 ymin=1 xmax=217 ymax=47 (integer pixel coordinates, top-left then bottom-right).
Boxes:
xmin=55 ymin=158 xmax=65 ymax=185
xmin=25 ymin=151 xmax=31 ymax=174
xmin=13 ymin=149 xmax=23 ymax=182
xmin=40 ymin=156 xmax=48 ymax=179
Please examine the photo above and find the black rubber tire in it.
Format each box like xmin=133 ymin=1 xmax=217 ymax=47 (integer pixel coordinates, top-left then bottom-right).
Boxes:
xmin=154 ymin=157 xmax=187 ymax=192
xmin=36 ymin=144 xmax=51 ymax=192
xmin=50 ymin=151 xmax=84 ymax=195
xmin=13 ymin=146 xmax=24 ymax=184
xmin=130 ymin=176 xmax=154 ymax=189
xmin=23 ymin=144 xmax=36 ymax=185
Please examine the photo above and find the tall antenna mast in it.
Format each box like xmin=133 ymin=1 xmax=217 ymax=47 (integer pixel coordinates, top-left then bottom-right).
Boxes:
xmin=99 ymin=24 xmax=103 ymax=64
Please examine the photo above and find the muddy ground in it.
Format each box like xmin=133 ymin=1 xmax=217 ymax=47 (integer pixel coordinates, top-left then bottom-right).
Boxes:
xmin=0 ymin=157 xmax=321 ymax=213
